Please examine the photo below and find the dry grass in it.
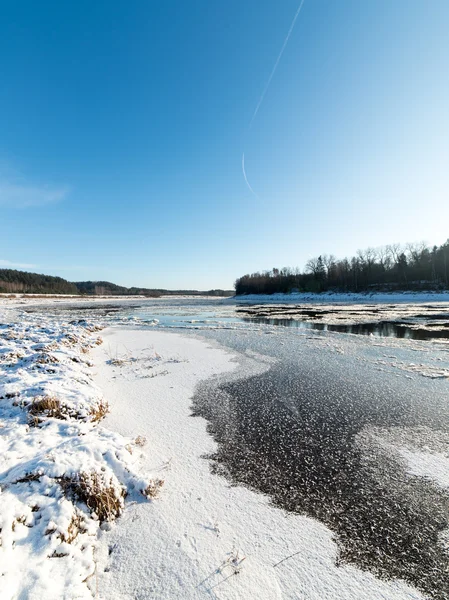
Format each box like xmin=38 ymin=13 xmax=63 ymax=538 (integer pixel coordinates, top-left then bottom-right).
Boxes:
xmin=108 ymin=357 xmax=128 ymax=366
xmin=89 ymin=400 xmax=109 ymax=423
xmin=28 ymin=396 xmax=66 ymax=425
xmin=58 ymin=512 xmax=86 ymax=544
xmin=41 ymin=341 xmax=59 ymax=352
xmin=60 ymin=472 xmax=124 ymax=522
xmin=26 ymin=395 xmax=108 ymax=426
xmin=5 ymin=331 xmax=23 ymax=340
xmin=106 ymin=346 xmax=135 ymax=367
xmin=82 ymin=324 xmax=104 ymax=333
xmin=134 ymin=435 xmax=147 ymax=447
xmin=141 ymin=369 xmax=169 ymax=379
xmin=50 ymin=549 xmax=69 ymax=558
xmin=35 ymin=353 xmax=59 ymax=365
xmin=15 ymin=472 xmax=42 ymax=484
xmin=0 ymin=351 xmax=25 ymax=364
xmin=11 ymin=515 xmax=27 ymax=532
xmin=142 ymin=478 xmax=164 ymax=499
xmin=62 ymin=334 xmax=80 ymax=347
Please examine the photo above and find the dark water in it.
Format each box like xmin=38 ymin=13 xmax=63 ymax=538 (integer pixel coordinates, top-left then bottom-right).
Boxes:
xmin=244 ymin=318 xmax=449 ymax=341
xmin=192 ymin=343 xmax=449 ymax=600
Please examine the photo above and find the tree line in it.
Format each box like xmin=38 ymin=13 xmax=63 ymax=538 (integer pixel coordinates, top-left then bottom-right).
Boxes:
xmin=234 ymin=239 xmax=449 ymax=295
xmin=0 ymin=269 xmax=234 ymax=296
xmin=0 ymin=269 xmax=79 ymax=295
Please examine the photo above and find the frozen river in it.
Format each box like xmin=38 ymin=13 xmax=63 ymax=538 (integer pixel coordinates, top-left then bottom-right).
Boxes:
xmin=21 ymin=295 xmax=449 ymax=338
xmin=191 ymin=324 xmax=449 ymax=600
xmin=12 ymin=296 xmax=449 ymax=598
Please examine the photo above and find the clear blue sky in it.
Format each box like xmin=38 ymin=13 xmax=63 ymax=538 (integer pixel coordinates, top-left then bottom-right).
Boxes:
xmin=1 ymin=0 xmax=448 ymax=289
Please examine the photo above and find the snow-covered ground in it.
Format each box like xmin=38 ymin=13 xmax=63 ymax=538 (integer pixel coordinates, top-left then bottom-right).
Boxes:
xmin=91 ymin=327 xmax=426 ymax=600
xmin=1 ymin=300 xmax=448 ymax=599
xmin=231 ymin=291 xmax=449 ymax=304
xmin=0 ymin=312 xmax=157 ymax=599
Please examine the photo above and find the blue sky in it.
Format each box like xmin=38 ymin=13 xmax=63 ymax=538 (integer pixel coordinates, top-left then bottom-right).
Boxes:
xmin=1 ymin=0 xmax=448 ymax=289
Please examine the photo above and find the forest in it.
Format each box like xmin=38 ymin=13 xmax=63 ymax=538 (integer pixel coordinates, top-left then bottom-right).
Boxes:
xmin=0 ymin=271 xmax=162 ymax=296
xmin=234 ymin=240 xmax=449 ymax=295
xmin=0 ymin=269 xmax=79 ymax=295
xmin=0 ymin=270 xmax=233 ymax=296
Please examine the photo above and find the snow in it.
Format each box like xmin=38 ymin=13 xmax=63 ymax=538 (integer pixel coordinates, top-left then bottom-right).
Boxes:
xmin=0 ymin=312 xmax=155 ymax=599
xmin=356 ymin=425 xmax=449 ymax=492
xmin=1 ymin=300 xmax=445 ymax=599
xmin=231 ymin=291 xmax=449 ymax=304
xmin=399 ymin=448 xmax=449 ymax=490
xmin=91 ymin=327 xmax=425 ymax=600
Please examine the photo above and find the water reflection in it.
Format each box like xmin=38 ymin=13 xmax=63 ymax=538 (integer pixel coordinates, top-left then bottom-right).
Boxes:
xmin=22 ymin=297 xmax=449 ymax=340
xmin=244 ymin=318 xmax=449 ymax=340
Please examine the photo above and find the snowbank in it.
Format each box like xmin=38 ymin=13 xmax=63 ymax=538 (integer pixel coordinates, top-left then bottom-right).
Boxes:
xmin=231 ymin=291 xmax=449 ymax=304
xmin=0 ymin=313 xmax=156 ymax=599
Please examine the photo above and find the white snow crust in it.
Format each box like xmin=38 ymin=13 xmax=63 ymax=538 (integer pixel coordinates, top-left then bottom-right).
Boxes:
xmin=91 ymin=328 xmax=425 ymax=600
xmin=0 ymin=312 xmax=153 ymax=599
xmin=231 ymin=291 xmax=449 ymax=304
xmin=1 ymin=300 xmax=442 ymax=599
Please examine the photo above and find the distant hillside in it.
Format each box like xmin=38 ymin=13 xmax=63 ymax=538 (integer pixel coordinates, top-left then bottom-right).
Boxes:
xmin=0 ymin=269 xmax=79 ymax=295
xmin=74 ymin=281 xmax=161 ymax=297
xmin=74 ymin=282 xmax=233 ymax=297
xmin=0 ymin=269 xmax=233 ymax=297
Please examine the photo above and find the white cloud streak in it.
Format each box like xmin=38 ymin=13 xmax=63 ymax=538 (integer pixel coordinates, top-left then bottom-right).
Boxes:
xmin=249 ymin=0 xmax=306 ymax=128
xmin=242 ymin=152 xmax=259 ymax=198
xmin=0 ymin=259 xmax=38 ymax=269
xmin=0 ymin=180 xmax=69 ymax=208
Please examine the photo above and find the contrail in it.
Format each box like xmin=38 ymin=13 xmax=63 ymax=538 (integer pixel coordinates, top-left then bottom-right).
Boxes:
xmin=242 ymin=152 xmax=259 ymax=198
xmin=242 ymin=1 xmax=306 ymax=197
xmin=249 ymin=0 xmax=306 ymax=128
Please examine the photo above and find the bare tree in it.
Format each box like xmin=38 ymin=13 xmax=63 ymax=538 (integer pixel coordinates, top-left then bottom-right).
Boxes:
xmin=386 ymin=243 xmax=402 ymax=265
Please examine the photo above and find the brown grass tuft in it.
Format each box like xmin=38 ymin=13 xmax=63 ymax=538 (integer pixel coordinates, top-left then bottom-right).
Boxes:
xmin=58 ymin=512 xmax=86 ymax=544
xmin=89 ymin=400 xmax=109 ymax=422
xmin=81 ymin=324 xmax=104 ymax=333
xmin=142 ymin=478 xmax=164 ymax=499
xmin=62 ymin=334 xmax=79 ymax=347
xmin=15 ymin=472 xmax=42 ymax=484
xmin=28 ymin=396 xmax=65 ymax=424
xmin=60 ymin=472 xmax=124 ymax=522
xmin=35 ymin=353 xmax=59 ymax=365
xmin=0 ymin=351 xmax=25 ymax=364
xmin=134 ymin=435 xmax=147 ymax=447
xmin=41 ymin=341 xmax=59 ymax=352
xmin=108 ymin=357 xmax=129 ymax=366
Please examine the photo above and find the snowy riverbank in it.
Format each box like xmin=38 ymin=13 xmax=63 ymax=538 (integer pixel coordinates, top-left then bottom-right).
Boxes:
xmin=1 ymin=305 xmax=446 ymax=599
xmin=90 ymin=327 xmax=426 ymax=600
xmin=231 ymin=290 xmax=449 ymax=304
xmin=0 ymin=313 xmax=158 ymax=599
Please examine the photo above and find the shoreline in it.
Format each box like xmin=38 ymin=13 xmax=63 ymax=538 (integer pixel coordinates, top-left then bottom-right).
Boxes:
xmin=232 ymin=290 xmax=449 ymax=304
xmin=90 ymin=325 xmax=425 ymax=600
xmin=1 ymin=305 xmax=444 ymax=598
xmin=0 ymin=315 xmax=154 ymax=600
xmin=2 ymin=289 xmax=449 ymax=309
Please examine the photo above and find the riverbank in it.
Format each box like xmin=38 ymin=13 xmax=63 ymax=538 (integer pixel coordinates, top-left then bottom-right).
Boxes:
xmin=1 ymin=302 xmax=446 ymax=598
xmin=90 ymin=326 xmax=425 ymax=600
xmin=232 ymin=290 xmax=449 ymax=304
xmin=0 ymin=313 xmax=155 ymax=599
